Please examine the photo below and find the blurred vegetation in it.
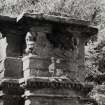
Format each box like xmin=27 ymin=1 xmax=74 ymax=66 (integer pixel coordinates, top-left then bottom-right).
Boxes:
xmin=85 ymin=0 xmax=105 ymax=77
xmin=84 ymin=1 xmax=105 ymax=104
xmin=0 ymin=0 xmax=99 ymax=21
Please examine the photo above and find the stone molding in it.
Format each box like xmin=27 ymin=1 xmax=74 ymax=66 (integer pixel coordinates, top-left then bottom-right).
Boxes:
xmin=19 ymin=77 xmax=93 ymax=92
xmin=0 ymin=78 xmax=24 ymax=95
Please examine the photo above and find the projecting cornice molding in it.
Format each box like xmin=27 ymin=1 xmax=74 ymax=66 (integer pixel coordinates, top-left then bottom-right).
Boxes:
xmin=0 ymin=13 xmax=98 ymax=37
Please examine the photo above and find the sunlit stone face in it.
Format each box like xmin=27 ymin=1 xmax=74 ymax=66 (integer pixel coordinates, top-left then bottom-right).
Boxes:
xmin=0 ymin=37 xmax=7 ymax=58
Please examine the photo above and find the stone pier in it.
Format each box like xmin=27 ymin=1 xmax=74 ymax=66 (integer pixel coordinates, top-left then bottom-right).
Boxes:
xmin=0 ymin=14 xmax=98 ymax=105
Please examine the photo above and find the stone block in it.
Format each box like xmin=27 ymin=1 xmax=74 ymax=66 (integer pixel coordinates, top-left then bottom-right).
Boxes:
xmin=24 ymin=88 xmax=80 ymax=97
xmin=0 ymin=78 xmax=24 ymax=95
xmin=3 ymin=95 xmax=23 ymax=105
xmin=6 ymin=35 xmax=24 ymax=57
xmin=3 ymin=57 xmax=23 ymax=78
xmin=0 ymin=91 xmax=24 ymax=105
xmin=24 ymin=88 xmax=81 ymax=105
xmin=25 ymin=97 xmax=81 ymax=105
xmin=22 ymin=55 xmax=50 ymax=77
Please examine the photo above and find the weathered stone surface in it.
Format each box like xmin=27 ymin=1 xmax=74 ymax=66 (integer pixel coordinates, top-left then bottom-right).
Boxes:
xmin=0 ymin=38 xmax=7 ymax=59
xmin=0 ymin=90 xmax=24 ymax=105
xmin=6 ymin=34 xmax=25 ymax=57
xmin=0 ymin=14 xmax=98 ymax=105
xmin=24 ymin=88 xmax=82 ymax=97
xmin=25 ymin=97 xmax=81 ymax=105
xmin=4 ymin=57 xmax=23 ymax=78
xmin=21 ymin=77 xmax=95 ymax=105
xmin=24 ymin=87 xmax=82 ymax=105
xmin=24 ymin=27 xmax=87 ymax=81
xmin=22 ymin=55 xmax=50 ymax=77
xmin=0 ymin=78 xmax=24 ymax=95
xmin=2 ymin=95 xmax=23 ymax=105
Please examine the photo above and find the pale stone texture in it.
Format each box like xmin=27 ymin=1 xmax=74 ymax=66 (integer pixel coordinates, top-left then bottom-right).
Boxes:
xmin=0 ymin=38 xmax=7 ymax=59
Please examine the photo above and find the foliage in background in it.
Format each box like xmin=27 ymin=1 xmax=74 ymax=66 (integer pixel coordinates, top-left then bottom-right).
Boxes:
xmin=85 ymin=0 xmax=105 ymax=77
xmin=0 ymin=0 xmax=99 ymax=22
xmin=85 ymin=1 xmax=105 ymax=104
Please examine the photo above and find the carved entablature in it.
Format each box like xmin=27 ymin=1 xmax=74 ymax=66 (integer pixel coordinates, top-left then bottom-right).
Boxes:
xmin=0 ymin=78 xmax=24 ymax=95
xmin=21 ymin=77 xmax=83 ymax=90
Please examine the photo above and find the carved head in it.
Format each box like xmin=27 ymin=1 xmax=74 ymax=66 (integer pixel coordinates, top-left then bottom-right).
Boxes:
xmin=25 ymin=32 xmax=35 ymax=54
